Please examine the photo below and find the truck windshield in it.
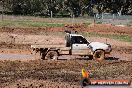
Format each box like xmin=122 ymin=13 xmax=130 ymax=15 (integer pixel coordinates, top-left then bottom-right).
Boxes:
xmin=71 ymin=36 xmax=88 ymax=44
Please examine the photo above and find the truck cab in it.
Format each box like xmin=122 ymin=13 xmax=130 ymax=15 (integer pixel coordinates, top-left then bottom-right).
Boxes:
xmin=65 ymin=33 xmax=112 ymax=60
xmin=69 ymin=34 xmax=91 ymax=55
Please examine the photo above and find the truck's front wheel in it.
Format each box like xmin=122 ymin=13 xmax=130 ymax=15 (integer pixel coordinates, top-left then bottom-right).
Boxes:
xmin=45 ymin=51 xmax=58 ymax=60
xmin=93 ymin=50 xmax=105 ymax=61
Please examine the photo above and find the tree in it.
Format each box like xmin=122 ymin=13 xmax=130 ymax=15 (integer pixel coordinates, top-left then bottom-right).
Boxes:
xmin=2 ymin=0 xmax=132 ymax=16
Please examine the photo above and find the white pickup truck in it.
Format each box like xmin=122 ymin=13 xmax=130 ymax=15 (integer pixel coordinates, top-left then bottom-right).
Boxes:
xmin=31 ymin=33 xmax=112 ymax=61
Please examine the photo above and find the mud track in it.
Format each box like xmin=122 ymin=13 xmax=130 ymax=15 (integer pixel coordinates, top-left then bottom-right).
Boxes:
xmin=0 ymin=60 xmax=132 ymax=88
xmin=0 ymin=24 xmax=131 ymax=87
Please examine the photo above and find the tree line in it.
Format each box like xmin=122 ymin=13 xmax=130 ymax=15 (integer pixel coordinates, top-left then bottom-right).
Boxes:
xmin=1 ymin=0 xmax=132 ymax=17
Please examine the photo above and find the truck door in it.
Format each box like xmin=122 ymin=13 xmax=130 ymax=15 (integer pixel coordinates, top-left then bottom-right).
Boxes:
xmin=71 ymin=36 xmax=91 ymax=55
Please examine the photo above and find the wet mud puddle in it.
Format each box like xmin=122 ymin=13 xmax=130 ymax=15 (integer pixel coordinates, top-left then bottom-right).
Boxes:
xmin=0 ymin=53 xmax=33 ymax=59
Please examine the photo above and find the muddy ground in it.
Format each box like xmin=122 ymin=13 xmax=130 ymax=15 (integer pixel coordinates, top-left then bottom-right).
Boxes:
xmin=0 ymin=24 xmax=132 ymax=88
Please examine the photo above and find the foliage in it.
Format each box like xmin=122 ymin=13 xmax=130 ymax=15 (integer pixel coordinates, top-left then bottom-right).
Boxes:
xmin=1 ymin=0 xmax=132 ymax=17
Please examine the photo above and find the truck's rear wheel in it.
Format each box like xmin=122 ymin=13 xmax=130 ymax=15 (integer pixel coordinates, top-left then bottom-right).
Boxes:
xmin=93 ymin=50 xmax=105 ymax=61
xmin=45 ymin=51 xmax=58 ymax=60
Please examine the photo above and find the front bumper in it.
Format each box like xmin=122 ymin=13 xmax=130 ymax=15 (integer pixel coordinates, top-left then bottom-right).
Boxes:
xmin=105 ymin=48 xmax=112 ymax=54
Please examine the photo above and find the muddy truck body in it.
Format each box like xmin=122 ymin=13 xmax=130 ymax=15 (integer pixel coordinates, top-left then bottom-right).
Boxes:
xmin=31 ymin=33 xmax=112 ymax=60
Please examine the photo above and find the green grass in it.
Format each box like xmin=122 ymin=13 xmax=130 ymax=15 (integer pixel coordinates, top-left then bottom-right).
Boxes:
xmin=0 ymin=16 xmax=131 ymax=42
xmin=42 ymin=31 xmax=132 ymax=42
xmin=96 ymin=21 xmax=103 ymax=24
xmin=41 ymin=31 xmax=132 ymax=42
xmin=0 ymin=15 xmax=94 ymax=27
xmin=0 ymin=20 xmax=64 ymax=28
xmin=127 ymin=21 xmax=132 ymax=26
xmin=81 ymin=32 xmax=132 ymax=42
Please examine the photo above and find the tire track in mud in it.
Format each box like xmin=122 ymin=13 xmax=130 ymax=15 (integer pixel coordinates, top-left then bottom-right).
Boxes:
xmin=0 ymin=60 xmax=131 ymax=88
xmin=99 ymin=60 xmax=132 ymax=66
xmin=113 ymin=46 xmax=132 ymax=54
xmin=0 ymin=44 xmax=131 ymax=61
xmin=0 ymin=25 xmax=131 ymax=87
xmin=110 ymin=46 xmax=132 ymax=61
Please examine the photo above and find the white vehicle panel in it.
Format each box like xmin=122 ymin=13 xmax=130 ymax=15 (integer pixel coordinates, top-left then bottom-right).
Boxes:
xmin=72 ymin=44 xmax=91 ymax=55
xmin=89 ymin=42 xmax=109 ymax=51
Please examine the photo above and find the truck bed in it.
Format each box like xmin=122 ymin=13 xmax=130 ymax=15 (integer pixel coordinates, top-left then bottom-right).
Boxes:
xmin=31 ymin=44 xmax=66 ymax=49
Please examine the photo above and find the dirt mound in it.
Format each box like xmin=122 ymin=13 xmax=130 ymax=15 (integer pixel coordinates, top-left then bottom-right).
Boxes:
xmin=0 ymin=27 xmax=64 ymax=35
xmin=64 ymin=23 xmax=132 ymax=35
xmin=0 ymin=24 xmax=132 ymax=35
xmin=64 ymin=23 xmax=86 ymax=30
xmin=87 ymin=24 xmax=132 ymax=35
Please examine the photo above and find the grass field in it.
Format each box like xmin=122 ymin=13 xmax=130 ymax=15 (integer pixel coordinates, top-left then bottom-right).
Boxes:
xmin=0 ymin=15 xmax=93 ymax=27
xmin=0 ymin=20 xmax=64 ymax=27
xmin=127 ymin=21 xmax=132 ymax=26
xmin=82 ymin=32 xmax=132 ymax=42
xmin=0 ymin=15 xmax=131 ymax=42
